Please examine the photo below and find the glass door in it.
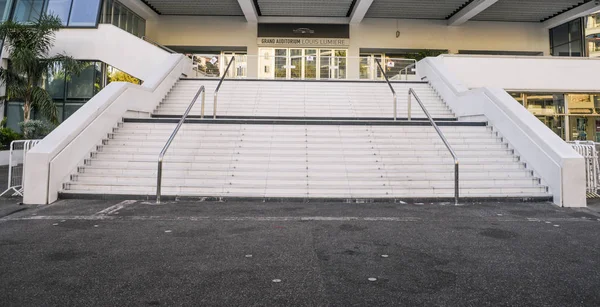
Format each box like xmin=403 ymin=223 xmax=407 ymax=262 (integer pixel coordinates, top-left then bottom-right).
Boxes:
xmin=304 ymin=49 xmax=317 ymax=80
xmin=333 ymin=50 xmax=347 ymax=79
xmin=290 ymin=49 xmax=303 ymax=79
xmin=274 ymin=49 xmax=288 ymax=79
xmin=223 ymin=52 xmax=247 ymax=78
xmin=320 ymin=49 xmax=332 ymax=79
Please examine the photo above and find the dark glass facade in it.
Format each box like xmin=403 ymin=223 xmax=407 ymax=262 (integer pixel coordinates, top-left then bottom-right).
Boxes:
xmin=100 ymin=0 xmax=145 ymax=38
xmin=0 ymin=0 xmax=107 ymax=26
xmin=46 ymin=0 xmax=102 ymax=26
xmin=550 ymin=18 xmax=585 ymax=57
xmin=510 ymin=92 xmax=600 ymax=142
xmin=5 ymin=61 xmax=140 ymax=132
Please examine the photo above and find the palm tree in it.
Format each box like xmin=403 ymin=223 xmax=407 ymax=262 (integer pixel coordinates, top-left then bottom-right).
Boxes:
xmin=0 ymin=14 xmax=81 ymax=124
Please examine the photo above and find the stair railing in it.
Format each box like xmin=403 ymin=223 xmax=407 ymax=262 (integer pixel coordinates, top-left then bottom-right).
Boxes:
xmin=408 ymin=88 xmax=459 ymax=205
xmin=211 ymin=56 xmax=236 ymax=119
xmin=156 ymin=85 xmax=206 ymax=204
xmin=141 ymin=36 xmax=177 ymax=54
xmin=400 ymin=62 xmax=417 ymax=81
xmin=375 ymin=59 xmax=397 ymax=121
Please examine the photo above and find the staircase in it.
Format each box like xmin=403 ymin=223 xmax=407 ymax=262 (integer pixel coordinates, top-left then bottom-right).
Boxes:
xmin=154 ymin=80 xmax=455 ymax=119
xmin=60 ymin=79 xmax=551 ymax=201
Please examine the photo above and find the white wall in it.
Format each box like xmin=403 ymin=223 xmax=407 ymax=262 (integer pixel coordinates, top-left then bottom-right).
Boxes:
xmin=350 ymin=18 xmax=549 ymax=54
xmin=418 ymin=57 xmax=587 ymax=207
xmin=23 ymin=26 xmax=192 ymax=205
xmin=147 ymin=16 xmax=259 ymax=78
xmin=145 ymin=16 xmax=550 ymax=80
xmin=50 ymin=24 xmax=173 ymax=80
xmin=438 ymin=55 xmax=600 ymax=92
xmin=347 ymin=19 xmax=549 ymax=79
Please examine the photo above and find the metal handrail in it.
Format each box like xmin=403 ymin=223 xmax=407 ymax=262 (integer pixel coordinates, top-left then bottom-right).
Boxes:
xmin=375 ymin=59 xmax=398 ymax=121
xmin=141 ymin=36 xmax=177 ymax=54
xmin=408 ymin=88 xmax=459 ymax=205
xmin=212 ymin=56 xmax=236 ymax=119
xmin=400 ymin=63 xmax=416 ymax=81
xmin=156 ymin=85 xmax=206 ymax=204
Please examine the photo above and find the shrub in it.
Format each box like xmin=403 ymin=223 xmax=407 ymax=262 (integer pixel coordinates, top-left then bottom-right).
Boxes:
xmin=18 ymin=120 xmax=52 ymax=139
xmin=0 ymin=117 xmax=21 ymax=149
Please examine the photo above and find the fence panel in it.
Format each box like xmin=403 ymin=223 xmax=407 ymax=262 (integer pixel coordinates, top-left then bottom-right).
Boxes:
xmin=569 ymin=141 xmax=599 ymax=195
xmin=0 ymin=140 xmax=41 ymax=197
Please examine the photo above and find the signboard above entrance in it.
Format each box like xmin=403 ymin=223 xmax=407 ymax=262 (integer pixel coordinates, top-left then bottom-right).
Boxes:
xmin=258 ymin=23 xmax=350 ymax=39
xmin=258 ymin=38 xmax=349 ymax=47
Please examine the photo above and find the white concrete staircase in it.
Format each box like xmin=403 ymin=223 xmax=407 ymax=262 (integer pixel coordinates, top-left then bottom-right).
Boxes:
xmin=154 ymin=80 xmax=455 ymax=119
xmin=60 ymin=79 xmax=551 ymax=201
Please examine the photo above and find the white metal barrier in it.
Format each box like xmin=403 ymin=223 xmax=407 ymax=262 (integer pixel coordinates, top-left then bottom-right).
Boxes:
xmin=0 ymin=140 xmax=41 ymax=197
xmin=569 ymin=141 xmax=600 ymax=194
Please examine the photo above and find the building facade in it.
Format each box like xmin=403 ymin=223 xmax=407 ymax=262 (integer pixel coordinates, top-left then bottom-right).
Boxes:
xmin=1 ymin=0 xmax=600 ymax=140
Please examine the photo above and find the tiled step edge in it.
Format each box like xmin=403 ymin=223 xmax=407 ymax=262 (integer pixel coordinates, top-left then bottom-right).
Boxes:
xmin=125 ymin=117 xmax=487 ymax=127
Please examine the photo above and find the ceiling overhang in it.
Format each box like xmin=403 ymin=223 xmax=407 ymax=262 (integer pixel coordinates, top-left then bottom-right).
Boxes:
xmin=137 ymin=0 xmax=597 ymax=25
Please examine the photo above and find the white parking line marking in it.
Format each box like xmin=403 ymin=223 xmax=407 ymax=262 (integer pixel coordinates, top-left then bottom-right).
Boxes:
xmin=5 ymin=215 xmax=421 ymax=222
xmin=2 ymin=215 xmax=593 ymax=223
xmin=94 ymin=200 xmax=137 ymax=216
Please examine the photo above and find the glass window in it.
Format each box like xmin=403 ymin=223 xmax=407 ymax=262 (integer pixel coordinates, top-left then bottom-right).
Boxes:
xmin=570 ymin=40 xmax=582 ymax=57
xmin=126 ymin=10 xmax=134 ymax=33
xmin=63 ymin=102 xmax=84 ymax=120
xmin=552 ymin=43 xmax=570 ymax=56
xmin=12 ymin=0 xmax=45 ymax=23
xmin=102 ymin=0 xmax=112 ymax=24
xmin=45 ymin=62 xmax=66 ymax=99
xmin=46 ymin=0 xmax=72 ymax=25
xmin=111 ymin=2 xmax=120 ymax=27
xmin=119 ymin=5 xmax=126 ymax=29
xmin=68 ymin=0 xmax=101 ymax=26
xmin=138 ymin=18 xmax=145 ymax=37
xmin=551 ymin=23 xmax=569 ymax=46
xmin=67 ymin=62 xmax=96 ymax=99
xmin=98 ymin=0 xmax=146 ymax=38
xmin=6 ymin=102 xmax=24 ymax=131
xmin=550 ymin=18 xmax=584 ymax=57
xmin=131 ymin=15 xmax=138 ymax=36
xmin=0 ymin=0 xmax=14 ymax=22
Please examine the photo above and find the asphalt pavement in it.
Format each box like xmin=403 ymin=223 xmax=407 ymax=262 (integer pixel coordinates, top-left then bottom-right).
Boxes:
xmin=0 ymin=199 xmax=600 ymax=306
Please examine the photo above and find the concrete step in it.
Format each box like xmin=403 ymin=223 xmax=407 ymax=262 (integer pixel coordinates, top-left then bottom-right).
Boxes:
xmin=91 ymin=152 xmax=519 ymax=163
xmin=102 ymin=140 xmax=509 ymax=150
xmin=98 ymin=145 xmax=512 ymax=156
xmin=70 ymin=175 xmax=541 ymax=188
xmin=76 ymin=168 xmax=534 ymax=179
xmin=85 ymin=160 xmax=525 ymax=170
xmin=118 ymin=123 xmax=489 ymax=131
xmin=62 ymin=184 xmax=549 ymax=198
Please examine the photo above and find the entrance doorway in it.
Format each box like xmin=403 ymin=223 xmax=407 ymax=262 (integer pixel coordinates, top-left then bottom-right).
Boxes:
xmin=259 ymin=48 xmax=347 ymax=80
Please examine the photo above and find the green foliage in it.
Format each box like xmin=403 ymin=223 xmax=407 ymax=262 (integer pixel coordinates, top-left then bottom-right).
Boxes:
xmin=18 ymin=120 xmax=52 ymax=139
xmin=108 ymin=70 xmax=141 ymax=85
xmin=0 ymin=14 xmax=83 ymax=124
xmin=0 ymin=117 xmax=21 ymax=148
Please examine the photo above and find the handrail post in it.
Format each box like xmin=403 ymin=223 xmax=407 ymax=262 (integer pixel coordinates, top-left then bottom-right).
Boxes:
xmin=156 ymin=85 xmax=206 ymax=204
xmin=408 ymin=88 xmax=459 ymax=205
xmin=201 ymin=91 xmax=206 ymax=119
xmin=213 ymin=55 xmax=236 ymax=120
xmin=455 ymin=161 xmax=459 ymax=205
xmin=375 ymin=59 xmax=397 ymax=121
xmin=156 ymin=159 xmax=163 ymax=204
xmin=393 ymin=93 xmax=397 ymax=121
xmin=213 ymin=92 xmax=217 ymax=119
xmin=408 ymin=91 xmax=412 ymax=121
